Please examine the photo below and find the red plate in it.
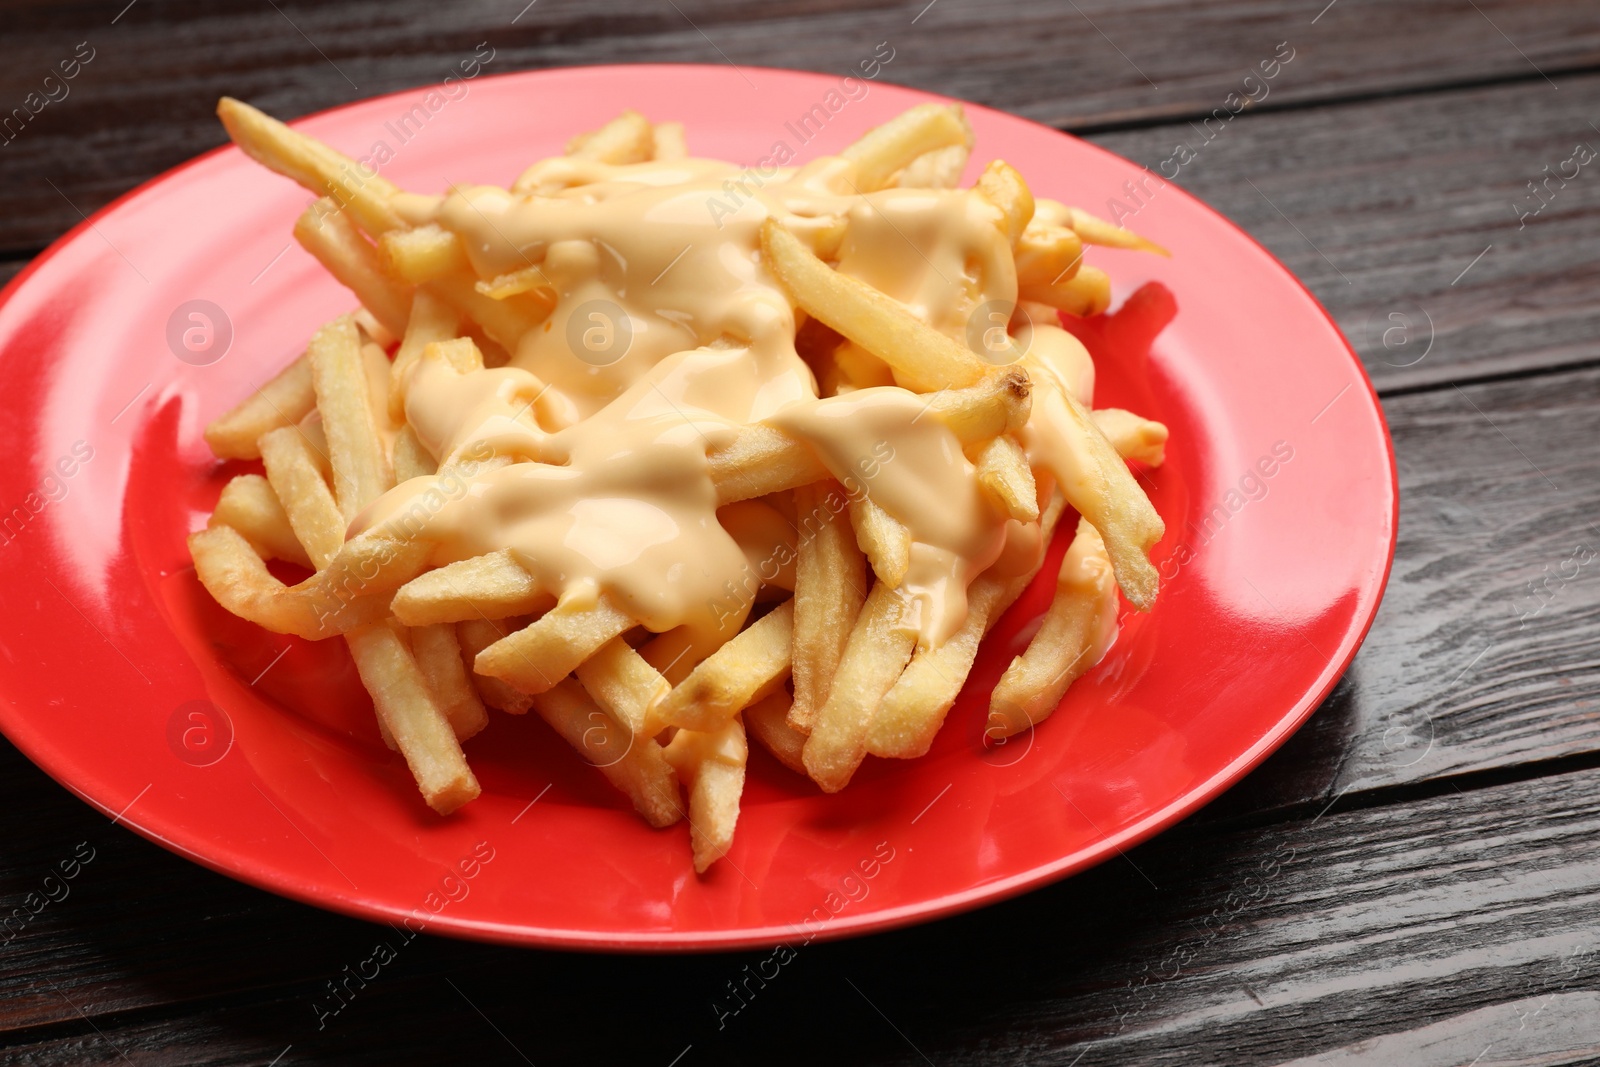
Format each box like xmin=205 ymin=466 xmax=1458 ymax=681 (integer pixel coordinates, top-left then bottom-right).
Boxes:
xmin=0 ymin=65 xmax=1395 ymax=950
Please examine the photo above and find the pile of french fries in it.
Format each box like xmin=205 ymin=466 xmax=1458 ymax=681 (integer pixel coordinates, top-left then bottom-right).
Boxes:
xmin=191 ymin=97 xmax=1169 ymax=872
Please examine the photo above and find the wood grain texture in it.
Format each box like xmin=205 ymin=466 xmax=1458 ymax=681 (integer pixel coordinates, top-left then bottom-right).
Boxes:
xmin=3 ymin=0 xmax=1600 ymax=252
xmin=3 ymin=747 xmax=1598 ymax=1065
xmin=1089 ymin=72 xmax=1600 ymax=392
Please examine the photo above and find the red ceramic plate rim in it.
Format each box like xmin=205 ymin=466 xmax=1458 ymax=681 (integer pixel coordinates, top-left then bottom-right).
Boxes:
xmin=0 ymin=64 xmax=1398 ymax=951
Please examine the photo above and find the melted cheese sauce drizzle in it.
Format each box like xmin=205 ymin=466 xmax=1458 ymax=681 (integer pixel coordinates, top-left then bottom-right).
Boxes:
xmin=356 ymin=153 xmax=1071 ymax=649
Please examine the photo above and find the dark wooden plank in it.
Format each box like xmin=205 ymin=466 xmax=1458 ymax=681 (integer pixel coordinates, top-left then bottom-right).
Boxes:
xmin=4 ymin=748 xmax=1599 ymax=1065
xmin=3 ymin=0 xmax=1600 ymax=252
xmin=1089 ymin=72 xmax=1600 ymax=393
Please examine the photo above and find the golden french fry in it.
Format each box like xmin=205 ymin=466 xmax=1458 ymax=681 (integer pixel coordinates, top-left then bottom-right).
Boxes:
xmin=657 ymin=600 xmax=794 ymax=732
xmin=411 ymin=622 xmax=489 ymax=742
xmin=841 ymin=103 xmax=970 ymax=192
xmin=209 ymin=474 xmax=311 ymax=568
xmin=746 ymin=689 xmax=808 ymax=775
xmin=217 ymin=97 xmax=402 ymax=237
xmin=920 ymin=368 xmax=1032 ymax=441
xmin=1093 ymin=408 xmax=1169 ymax=467
xmin=295 ymin=198 xmax=412 ymax=338
xmin=389 ymin=289 xmax=460 ymax=421
xmin=1016 ymin=224 xmax=1085 ymax=286
xmin=392 ymin=550 xmax=549 ymax=626
xmin=1062 ymin=205 xmax=1170 ymax=257
xmin=664 ymin=716 xmax=748 ymax=872
xmin=308 ymin=315 xmax=393 ymax=520
xmin=380 ymin=223 xmax=467 ymax=285
xmin=1021 ymin=266 xmax=1111 ymax=318
xmin=1029 ymin=380 xmax=1163 ymax=609
xmin=456 ymin=618 xmax=534 ymax=714
xmin=347 ymin=620 xmax=480 ymax=813
xmin=639 ymin=626 xmax=722 ymax=686
xmin=762 ymin=220 xmax=990 ymax=392
xmin=849 ymin=495 xmax=910 ymax=588
xmin=802 ymin=581 xmax=916 ymax=791
xmin=989 ymin=519 xmax=1119 ymax=737
xmin=575 ymin=636 xmax=670 ymax=737
xmin=258 ymin=425 xmax=343 ymax=569
xmin=475 ymin=595 xmax=634 ymax=695
xmin=708 ymin=423 xmax=829 ymax=505
xmin=895 ymin=143 xmax=969 ymax=190
xmin=422 ymin=272 xmax=548 ymax=357
xmin=651 ymin=120 xmax=687 ymax=160
xmin=824 ymin=340 xmax=895 ymax=395
xmin=530 ymin=679 xmax=682 ymax=828
xmin=476 ymin=266 xmax=551 ymax=301
xmin=789 ymin=482 xmax=868 ymax=733
xmin=867 ymin=490 xmax=1066 ymax=758
xmin=203 ymin=353 xmax=315 ymax=460
xmin=974 ymin=435 xmax=1039 ymax=522
xmin=392 ymin=425 xmax=437 ymax=481
xmin=566 ymin=109 xmax=654 ymax=164
xmin=188 ymin=525 xmax=407 ymax=639
xmin=974 ymin=161 xmax=1035 ymax=246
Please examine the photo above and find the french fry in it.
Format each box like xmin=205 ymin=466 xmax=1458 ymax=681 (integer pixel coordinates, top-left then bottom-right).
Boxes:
xmin=392 ymin=550 xmax=548 ymax=626
xmin=209 ymin=474 xmax=311 ymax=568
xmin=476 ymin=266 xmax=551 ymax=301
xmin=566 ymin=109 xmax=654 ymax=164
xmin=188 ymin=525 xmax=408 ymax=640
xmin=380 ymin=223 xmax=467 ymax=285
xmin=802 ymin=581 xmax=916 ymax=791
xmin=392 ymin=425 xmax=437 ymax=481
xmin=308 ymin=315 xmax=392 ymax=520
xmin=295 ymin=198 xmax=412 ymax=338
xmin=456 ymin=618 xmax=533 ymax=714
xmin=639 ymin=626 xmax=723 ymax=686
xmin=746 ymin=689 xmax=809 ymax=776
xmin=989 ymin=519 xmax=1119 ymax=737
xmin=217 ymin=97 xmax=403 ymax=237
xmin=203 ymin=353 xmax=315 ymax=460
xmin=657 ymin=600 xmax=794 ymax=732
xmin=867 ymin=491 xmax=1067 ymax=758
xmin=1093 ymin=408 xmax=1169 ymax=467
xmin=258 ymin=425 xmax=344 ymax=569
xmin=1030 ymin=380 xmax=1163 ymax=609
xmin=422 ymin=273 xmax=548 ymax=356
xmin=1015 ymin=224 xmax=1085 ymax=287
xmin=389 ymin=289 xmax=460 ymax=421
xmin=575 ymin=636 xmax=670 ymax=736
xmin=841 ymin=103 xmax=970 ymax=192
xmin=1061 ymin=205 xmax=1170 ymax=257
xmin=974 ymin=435 xmax=1039 ymax=522
xmin=652 ymin=120 xmax=687 ymax=160
xmin=708 ymin=423 xmax=828 ymax=504
xmin=849 ymin=495 xmax=911 ymax=587
xmin=475 ymin=594 xmax=634 ymax=695
xmin=347 ymin=620 xmax=480 ymax=813
xmin=762 ymin=220 xmax=991 ymax=392
xmin=789 ymin=482 xmax=868 ymax=733
xmin=896 ymin=143 xmax=969 ymax=190
xmin=974 ymin=161 xmax=1035 ymax=246
xmin=665 ymin=716 xmax=748 ymax=872
xmin=411 ymin=622 xmax=489 ymax=742
xmin=530 ymin=679 xmax=682 ymax=828
xmin=1021 ymin=266 xmax=1112 ymax=318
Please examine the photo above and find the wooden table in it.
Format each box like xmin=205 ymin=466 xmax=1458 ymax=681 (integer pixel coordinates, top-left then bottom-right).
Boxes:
xmin=4 ymin=2 xmax=1600 ymax=1063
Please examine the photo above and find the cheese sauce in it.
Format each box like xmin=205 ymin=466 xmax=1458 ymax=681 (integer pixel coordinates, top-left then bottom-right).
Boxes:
xmin=354 ymin=152 xmax=1080 ymax=649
